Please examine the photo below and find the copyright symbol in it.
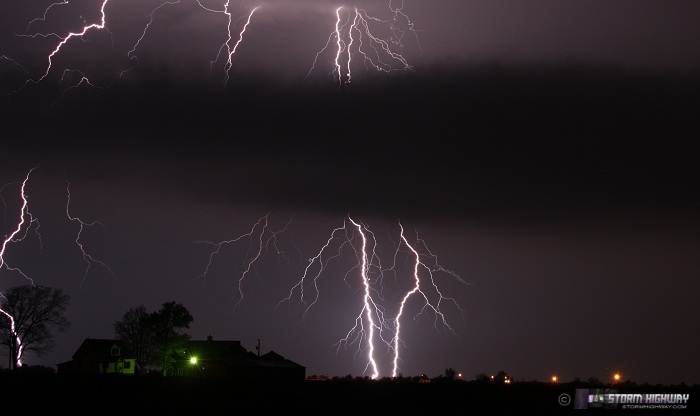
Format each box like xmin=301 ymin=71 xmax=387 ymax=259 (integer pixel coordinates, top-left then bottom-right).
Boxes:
xmin=558 ymin=393 xmax=571 ymax=406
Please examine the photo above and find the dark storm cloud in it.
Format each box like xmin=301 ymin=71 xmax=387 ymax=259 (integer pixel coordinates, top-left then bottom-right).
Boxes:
xmin=5 ymin=62 xmax=699 ymax=226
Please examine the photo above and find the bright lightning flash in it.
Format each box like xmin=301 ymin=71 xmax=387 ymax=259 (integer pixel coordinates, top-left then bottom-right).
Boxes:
xmin=4 ymin=0 xmax=419 ymax=106
xmin=197 ymin=2 xmax=260 ymax=87
xmin=7 ymin=0 xmax=261 ymax=102
xmin=125 ymin=1 xmax=259 ymax=86
xmin=1 ymin=169 xmax=115 ymax=367
xmin=18 ymin=0 xmax=112 ymax=92
xmin=307 ymin=3 xmax=417 ymax=85
xmin=278 ymin=216 xmax=467 ymax=379
xmin=0 ymin=169 xmax=40 ymax=369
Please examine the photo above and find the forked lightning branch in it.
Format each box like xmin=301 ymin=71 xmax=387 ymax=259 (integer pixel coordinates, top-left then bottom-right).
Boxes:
xmin=3 ymin=0 xmax=420 ymax=106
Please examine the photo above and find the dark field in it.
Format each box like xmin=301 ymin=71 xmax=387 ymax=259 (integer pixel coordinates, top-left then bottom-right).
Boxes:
xmin=2 ymin=373 xmax=697 ymax=414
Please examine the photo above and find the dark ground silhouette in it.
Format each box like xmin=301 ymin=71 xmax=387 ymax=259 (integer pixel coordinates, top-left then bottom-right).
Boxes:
xmin=1 ymin=372 xmax=697 ymax=414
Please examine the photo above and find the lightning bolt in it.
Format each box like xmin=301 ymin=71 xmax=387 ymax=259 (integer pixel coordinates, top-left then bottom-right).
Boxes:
xmin=347 ymin=217 xmax=381 ymax=379
xmin=120 ymin=0 xmax=182 ymax=78
xmin=22 ymin=1 xmax=71 ymax=34
xmin=121 ymin=1 xmax=259 ymax=87
xmin=0 ymin=169 xmax=41 ymax=284
xmin=195 ymin=213 xmax=294 ymax=308
xmin=278 ymin=216 xmax=467 ymax=379
xmin=222 ymin=5 xmax=259 ymax=87
xmin=1 ymin=55 xmax=30 ymax=108
xmin=0 ymin=169 xmax=41 ymax=369
xmin=4 ymin=1 xmax=420 ymax=108
xmin=0 ymin=55 xmax=29 ymax=75
xmin=307 ymin=3 xmax=416 ymax=85
xmin=391 ymin=224 xmax=466 ymax=377
xmin=35 ymin=0 xmax=110 ymax=85
xmin=5 ymin=0 xmax=112 ymax=104
xmin=194 ymin=1 xmax=259 ymax=87
xmin=1 ymin=169 xmax=116 ymax=367
xmin=334 ymin=7 xmax=348 ymax=84
xmin=351 ymin=7 xmax=412 ymax=74
xmin=305 ymin=7 xmax=345 ymax=83
xmin=0 ymin=303 xmax=24 ymax=369
xmin=66 ymin=182 xmax=116 ymax=290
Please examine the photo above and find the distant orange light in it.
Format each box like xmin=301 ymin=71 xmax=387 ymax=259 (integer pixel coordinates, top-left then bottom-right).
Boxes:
xmin=614 ymin=373 xmax=621 ymax=381
xmin=551 ymin=376 xmax=558 ymax=382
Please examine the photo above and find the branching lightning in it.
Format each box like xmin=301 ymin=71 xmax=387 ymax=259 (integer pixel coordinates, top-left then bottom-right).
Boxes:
xmin=278 ymin=216 xmax=467 ymax=379
xmin=222 ymin=5 xmax=259 ymax=86
xmin=121 ymin=1 xmax=260 ymax=86
xmin=51 ymin=69 xmax=105 ymax=109
xmin=22 ymin=1 xmax=71 ymax=34
xmin=66 ymin=182 xmax=116 ymax=290
xmin=3 ymin=1 xmax=421 ymax=106
xmin=120 ymin=0 xmax=182 ymax=78
xmin=306 ymin=2 xmax=418 ymax=85
xmin=193 ymin=1 xmax=260 ymax=87
xmin=17 ymin=0 xmax=112 ymax=92
xmin=195 ymin=213 xmax=295 ymax=308
xmin=0 ymin=169 xmax=40 ymax=369
xmin=0 ymin=55 xmax=29 ymax=76
xmin=0 ymin=169 xmax=41 ymax=285
xmin=1 ymin=169 xmax=115 ymax=367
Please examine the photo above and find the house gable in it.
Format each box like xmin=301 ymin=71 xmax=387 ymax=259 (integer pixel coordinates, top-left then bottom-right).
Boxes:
xmin=58 ymin=338 xmax=137 ymax=375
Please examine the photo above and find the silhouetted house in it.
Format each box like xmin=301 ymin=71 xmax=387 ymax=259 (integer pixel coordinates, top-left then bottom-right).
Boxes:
xmin=255 ymin=350 xmax=306 ymax=382
xmin=56 ymin=338 xmax=137 ymax=375
xmin=168 ymin=337 xmax=305 ymax=382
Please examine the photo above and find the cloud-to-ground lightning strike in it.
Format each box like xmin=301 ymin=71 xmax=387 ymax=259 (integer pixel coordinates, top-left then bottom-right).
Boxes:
xmin=195 ymin=213 xmax=295 ymax=308
xmin=391 ymin=224 xmax=465 ymax=377
xmin=0 ymin=169 xmax=40 ymax=284
xmin=278 ymin=216 xmax=467 ymax=379
xmin=1 ymin=169 xmax=115 ymax=367
xmin=0 ymin=169 xmax=40 ymax=369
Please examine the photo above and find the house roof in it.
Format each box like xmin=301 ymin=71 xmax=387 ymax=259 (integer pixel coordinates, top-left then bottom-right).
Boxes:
xmin=258 ymin=350 xmax=305 ymax=368
xmin=184 ymin=340 xmax=254 ymax=366
xmin=73 ymin=338 xmax=134 ymax=361
xmin=181 ymin=339 xmax=305 ymax=369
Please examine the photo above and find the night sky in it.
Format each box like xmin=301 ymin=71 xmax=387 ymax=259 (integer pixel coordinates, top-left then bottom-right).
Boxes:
xmin=1 ymin=0 xmax=700 ymax=385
